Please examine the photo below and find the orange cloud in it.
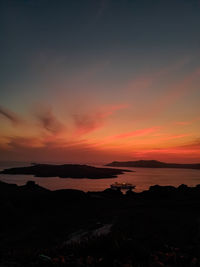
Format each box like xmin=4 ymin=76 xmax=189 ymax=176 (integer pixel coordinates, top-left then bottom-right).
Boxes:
xmin=176 ymin=139 xmax=200 ymax=150
xmin=175 ymin=121 xmax=192 ymax=126
xmin=174 ymin=117 xmax=200 ymax=126
xmin=127 ymin=137 xmax=200 ymax=163
xmin=7 ymin=136 xmax=44 ymax=148
xmin=156 ymin=133 xmax=191 ymax=142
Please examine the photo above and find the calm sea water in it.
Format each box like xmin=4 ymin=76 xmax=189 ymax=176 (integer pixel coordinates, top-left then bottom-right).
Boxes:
xmin=0 ymin=161 xmax=200 ymax=192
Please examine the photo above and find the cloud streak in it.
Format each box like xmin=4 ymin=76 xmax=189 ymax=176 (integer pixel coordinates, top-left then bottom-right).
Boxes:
xmin=110 ymin=127 xmax=160 ymax=140
xmin=0 ymin=105 xmax=22 ymax=125
xmin=174 ymin=117 xmax=200 ymax=126
xmin=7 ymin=136 xmax=44 ymax=148
xmin=73 ymin=104 xmax=128 ymax=137
xmin=35 ymin=107 xmax=65 ymax=134
xmin=149 ymin=68 xmax=200 ymax=117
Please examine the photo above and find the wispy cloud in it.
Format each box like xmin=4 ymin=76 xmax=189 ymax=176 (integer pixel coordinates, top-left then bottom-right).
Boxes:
xmin=89 ymin=126 xmax=161 ymax=148
xmin=7 ymin=136 xmax=44 ymax=148
xmin=0 ymin=105 xmax=22 ymax=125
xmin=35 ymin=107 xmax=65 ymax=134
xmin=175 ymin=121 xmax=192 ymax=126
xmin=176 ymin=138 xmax=200 ymax=150
xmin=156 ymin=133 xmax=191 ymax=142
xmin=95 ymin=0 xmax=109 ymax=20
xmin=128 ymin=137 xmax=200 ymax=163
xmin=125 ymin=56 xmax=191 ymax=94
xmin=174 ymin=117 xmax=200 ymax=126
xmin=143 ymin=68 xmax=200 ymax=120
xmin=110 ymin=126 xmax=160 ymax=140
xmin=73 ymin=113 xmax=105 ymax=136
xmin=73 ymin=104 xmax=128 ymax=137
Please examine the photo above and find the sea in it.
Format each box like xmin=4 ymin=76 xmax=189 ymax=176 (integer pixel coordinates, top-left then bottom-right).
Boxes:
xmin=0 ymin=161 xmax=200 ymax=192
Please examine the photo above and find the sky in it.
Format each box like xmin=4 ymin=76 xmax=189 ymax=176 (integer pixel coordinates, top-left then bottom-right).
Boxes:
xmin=0 ymin=0 xmax=200 ymax=163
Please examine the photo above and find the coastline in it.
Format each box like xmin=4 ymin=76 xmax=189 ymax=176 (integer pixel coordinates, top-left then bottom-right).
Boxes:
xmin=1 ymin=163 xmax=200 ymax=193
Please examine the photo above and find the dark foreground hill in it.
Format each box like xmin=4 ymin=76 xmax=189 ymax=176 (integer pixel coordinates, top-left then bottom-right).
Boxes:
xmin=106 ymin=159 xmax=200 ymax=169
xmin=1 ymin=180 xmax=200 ymax=266
xmin=0 ymin=163 xmax=131 ymax=178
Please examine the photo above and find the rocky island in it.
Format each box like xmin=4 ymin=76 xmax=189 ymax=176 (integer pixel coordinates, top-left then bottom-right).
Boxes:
xmin=0 ymin=163 xmax=131 ymax=179
xmin=106 ymin=159 xmax=200 ymax=169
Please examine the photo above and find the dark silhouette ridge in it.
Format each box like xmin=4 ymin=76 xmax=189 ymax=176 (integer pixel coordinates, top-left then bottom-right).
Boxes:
xmin=1 ymin=180 xmax=200 ymax=266
xmin=0 ymin=163 xmax=132 ymax=178
xmin=106 ymin=159 xmax=200 ymax=169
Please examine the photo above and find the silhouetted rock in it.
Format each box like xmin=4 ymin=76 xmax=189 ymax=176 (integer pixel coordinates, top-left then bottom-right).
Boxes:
xmin=177 ymin=184 xmax=189 ymax=191
xmin=0 ymin=163 xmax=131 ymax=178
xmin=149 ymin=185 xmax=176 ymax=193
xmin=1 ymin=181 xmax=200 ymax=267
xmin=147 ymin=185 xmax=177 ymax=198
xmin=195 ymin=184 xmax=200 ymax=190
xmin=102 ymin=188 xmax=123 ymax=198
xmin=19 ymin=180 xmax=50 ymax=193
xmin=0 ymin=180 xmax=18 ymax=192
xmin=52 ymin=189 xmax=87 ymax=201
xmin=125 ymin=188 xmax=136 ymax=198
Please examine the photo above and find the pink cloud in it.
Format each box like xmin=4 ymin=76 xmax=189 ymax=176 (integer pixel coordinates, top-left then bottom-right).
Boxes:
xmin=149 ymin=68 xmax=200 ymax=117
xmin=126 ymin=56 xmax=191 ymax=93
xmin=110 ymin=126 xmax=161 ymax=140
xmin=156 ymin=133 xmax=191 ymax=142
xmin=73 ymin=104 xmax=128 ymax=137
xmin=175 ymin=121 xmax=192 ymax=126
xmin=174 ymin=117 xmax=200 ymax=126
xmin=129 ymin=137 xmax=200 ymax=163
xmin=90 ymin=126 xmax=161 ymax=148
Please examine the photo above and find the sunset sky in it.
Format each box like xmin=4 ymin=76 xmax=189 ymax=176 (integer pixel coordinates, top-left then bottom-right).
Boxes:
xmin=0 ymin=0 xmax=200 ymax=163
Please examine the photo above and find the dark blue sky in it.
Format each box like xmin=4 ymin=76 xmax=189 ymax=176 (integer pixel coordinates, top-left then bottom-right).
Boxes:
xmin=1 ymin=0 xmax=200 ymax=162
xmin=1 ymin=0 xmax=200 ymax=92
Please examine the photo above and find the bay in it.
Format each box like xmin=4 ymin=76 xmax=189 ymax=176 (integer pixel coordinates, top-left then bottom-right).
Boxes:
xmin=0 ymin=161 xmax=200 ymax=192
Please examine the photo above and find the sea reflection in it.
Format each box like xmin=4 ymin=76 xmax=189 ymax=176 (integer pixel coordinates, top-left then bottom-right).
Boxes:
xmin=0 ymin=162 xmax=200 ymax=192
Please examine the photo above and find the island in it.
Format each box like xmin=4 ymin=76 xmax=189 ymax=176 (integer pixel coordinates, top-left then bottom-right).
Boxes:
xmin=106 ymin=159 xmax=200 ymax=169
xmin=0 ymin=163 xmax=131 ymax=178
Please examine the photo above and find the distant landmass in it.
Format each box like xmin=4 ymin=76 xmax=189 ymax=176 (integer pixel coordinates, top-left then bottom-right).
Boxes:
xmin=0 ymin=163 xmax=131 ymax=179
xmin=106 ymin=160 xmax=200 ymax=169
